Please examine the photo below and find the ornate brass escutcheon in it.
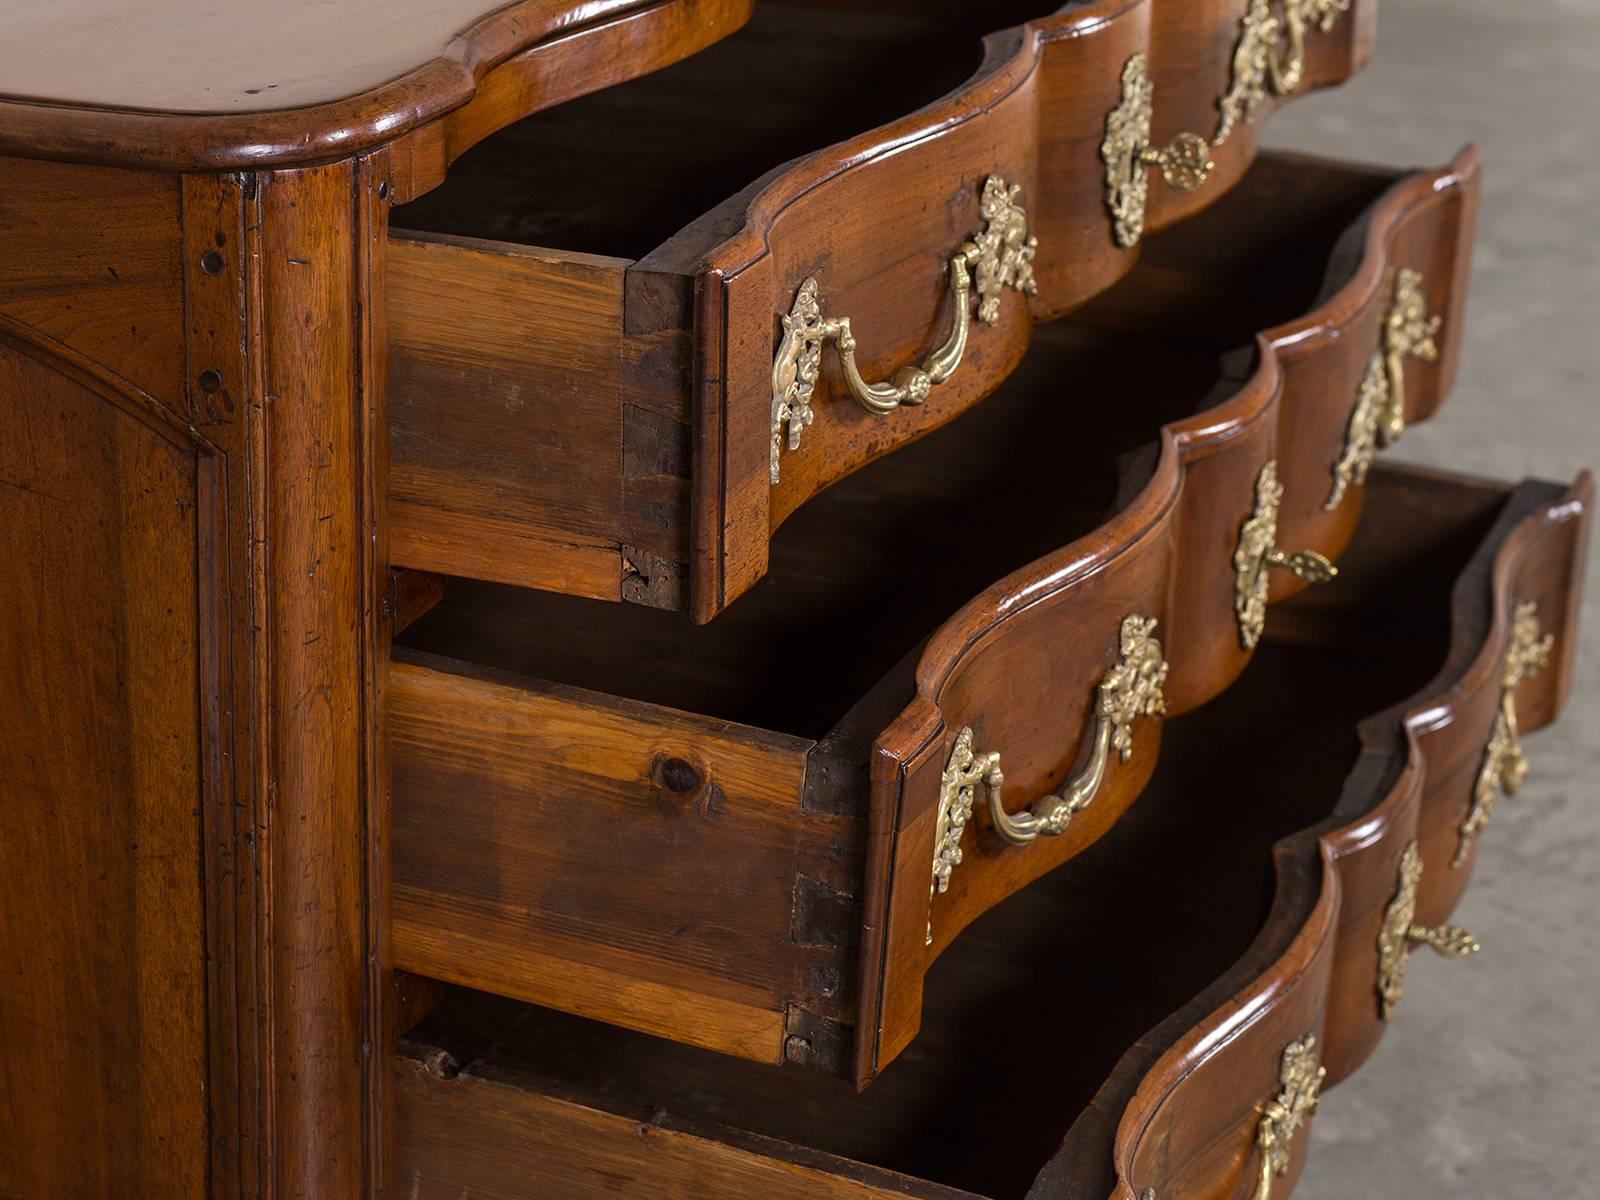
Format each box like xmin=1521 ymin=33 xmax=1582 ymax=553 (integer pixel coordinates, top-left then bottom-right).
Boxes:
xmin=1234 ymin=459 xmax=1338 ymax=649
xmin=1455 ymin=601 xmax=1554 ymax=867
xmin=1102 ymin=54 xmax=1216 ymax=249
xmin=769 ymin=176 xmax=1037 ymax=483
xmin=1326 ymin=268 xmax=1442 ymax=509
xmin=1252 ymin=1035 xmax=1325 ymax=1200
xmin=1217 ymin=0 xmax=1357 ymax=145
xmin=1375 ymin=841 xmax=1480 ymax=1018
xmin=928 ymin=615 xmax=1168 ymax=936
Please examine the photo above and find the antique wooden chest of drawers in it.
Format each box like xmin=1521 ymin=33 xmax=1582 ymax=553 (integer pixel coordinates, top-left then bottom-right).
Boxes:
xmin=0 ymin=2 xmax=1588 ymax=1198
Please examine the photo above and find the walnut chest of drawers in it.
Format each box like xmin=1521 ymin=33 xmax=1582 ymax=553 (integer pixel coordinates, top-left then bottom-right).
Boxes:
xmin=0 ymin=2 xmax=1588 ymax=1198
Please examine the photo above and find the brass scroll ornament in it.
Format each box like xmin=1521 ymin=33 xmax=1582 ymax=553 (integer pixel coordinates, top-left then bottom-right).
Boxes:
xmin=769 ymin=176 xmax=1038 ymax=483
xmin=1326 ymin=268 xmax=1442 ymax=510
xmin=1376 ymin=841 xmax=1480 ymax=1018
xmin=929 ymin=615 xmax=1168 ymax=937
xmin=1252 ymin=1035 xmax=1325 ymax=1200
xmin=1103 ymin=54 xmax=1216 ymax=249
xmin=1217 ymin=0 xmax=1356 ymax=145
xmin=1455 ymin=601 xmax=1554 ymax=867
xmin=1234 ymin=459 xmax=1338 ymax=649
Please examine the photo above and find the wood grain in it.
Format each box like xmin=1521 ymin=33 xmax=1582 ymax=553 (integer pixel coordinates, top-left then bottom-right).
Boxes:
xmin=390 ymin=461 xmax=1589 ymax=1200
xmin=859 ymin=147 xmax=1481 ymax=1081
xmin=390 ymin=652 xmax=827 ymax=1063
xmin=389 ymin=232 xmax=628 ymax=597
xmin=0 ymin=0 xmax=754 ymax=172
xmin=389 ymin=0 xmax=1380 ymax=620
xmin=0 ymin=156 xmax=184 ymax=403
xmin=391 ymin=149 xmax=1483 ymax=1086
xmin=0 ymin=325 xmax=209 ymax=1200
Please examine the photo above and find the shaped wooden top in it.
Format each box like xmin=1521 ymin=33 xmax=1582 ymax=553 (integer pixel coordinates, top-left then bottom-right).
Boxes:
xmin=0 ymin=0 xmax=750 ymax=171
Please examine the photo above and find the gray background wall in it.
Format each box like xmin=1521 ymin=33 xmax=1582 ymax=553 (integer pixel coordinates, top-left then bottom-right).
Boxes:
xmin=1263 ymin=1 xmax=1600 ymax=1194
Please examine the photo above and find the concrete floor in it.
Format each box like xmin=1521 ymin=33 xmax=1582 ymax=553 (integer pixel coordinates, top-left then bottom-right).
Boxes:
xmin=1261 ymin=0 xmax=1600 ymax=1195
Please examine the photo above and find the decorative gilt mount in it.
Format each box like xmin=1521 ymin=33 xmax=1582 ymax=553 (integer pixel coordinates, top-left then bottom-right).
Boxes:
xmin=1234 ymin=459 xmax=1338 ymax=649
xmin=928 ymin=615 xmax=1168 ymax=939
xmin=1326 ymin=268 xmax=1443 ymax=509
xmin=1376 ymin=841 xmax=1480 ymax=1018
xmin=1455 ymin=601 xmax=1554 ymax=867
xmin=1217 ymin=0 xmax=1357 ymax=145
xmin=770 ymin=176 xmax=1037 ymax=483
xmin=1252 ymin=1035 xmax=1325 ymax=1200
xmin=930 ymin=727 xmax=1000 ymax=904
xmin=1102 ymin=54 xmax=1216 ymax=249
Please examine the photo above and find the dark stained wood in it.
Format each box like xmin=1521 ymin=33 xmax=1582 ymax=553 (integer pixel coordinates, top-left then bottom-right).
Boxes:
xmin=390 ymin=569 xmax=448 ymax=636
xmin=391 ymin=463 xmax=1591 ymax=1200
xmin=0 ymin=0 xmax=754 ymax=172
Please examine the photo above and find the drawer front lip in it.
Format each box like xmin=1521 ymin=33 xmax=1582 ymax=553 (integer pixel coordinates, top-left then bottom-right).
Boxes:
xmin=389 ymin=469 xmax=1589 ymax=1199
xmin=385 ymin=0 xmax=1385 ymax=621
xmin=1049 ymin=465 xmax=1592 ymax=1200
xmin=1143 ymin=0 xmax=1378 ymax=235
xmin=682 ymin=0 xmax=1378 ymax=620
xmin=855 ymin=148 xmax=1482 ymax=1084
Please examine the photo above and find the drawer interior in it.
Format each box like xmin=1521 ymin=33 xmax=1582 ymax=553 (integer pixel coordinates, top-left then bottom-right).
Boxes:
xmin=391 ymin=0 xmax=1063 ymax=258
xmin=397 ymin=468 xmax=1512 ymax=1200
xmin=394 ymin=156 xmax=1400 ymax=741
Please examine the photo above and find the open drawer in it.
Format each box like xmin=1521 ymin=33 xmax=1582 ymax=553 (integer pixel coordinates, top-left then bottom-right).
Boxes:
xmin=386 ymin=0 xmax=1378 ymax=621
xmin=389 ymin=148 xmax=1480 ymax=1086
xmin=393 ymin=462 xmax=1591 ymax=1200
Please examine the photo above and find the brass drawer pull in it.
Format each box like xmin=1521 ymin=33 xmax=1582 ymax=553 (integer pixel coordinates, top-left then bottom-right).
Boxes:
xmin=1253 ymin=1035 xmax=1326 ymax=1200
xmin=1103 ymin=54 xmax=1216 ymax=249
xmin=1235 ymin=460 xmax=1338 ymax=649
xmin=769 ymin=176 xmax=1038 ymax=483
xmin=1326 ymin=268 xmax=1442 ymax=509
xmin=930 ymin=615 xmax=1168 ymax=927
xmin=1376 ymin=841 xmax=1480 ymax=1018
xmin=1217 ymin=0 xmax=1356 ymax=145
xmin=1455 ymin=601 xmax=1554 ymax=867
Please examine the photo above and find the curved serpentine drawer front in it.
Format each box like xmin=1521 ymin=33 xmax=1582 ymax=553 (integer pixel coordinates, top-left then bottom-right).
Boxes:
xmin=391 ymin=464 xmax=1590 ymax=1200
xmin=386 ymin=0 xmax=1376 ymax=621
xmin=389 ymin=150 xmax=1481 ymax=1088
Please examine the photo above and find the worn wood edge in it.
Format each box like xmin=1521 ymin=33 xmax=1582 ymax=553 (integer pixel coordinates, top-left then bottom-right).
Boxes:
xmin=849 ymin=152 xmax=1480 ymax=1078
xmin=392 ymin=1050 xmax=989 ymax=1200
xmin=678 ymin=0 xmax=1140 ymax=622
xmin=1038 ymin=466 xmax=1591 ymax=1200
xmin=0 ymin=0 xmax=754 ymax=172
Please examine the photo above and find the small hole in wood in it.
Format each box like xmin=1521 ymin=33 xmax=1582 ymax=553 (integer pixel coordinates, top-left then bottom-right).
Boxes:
xmin=198 ymin=369 xmax=223 ymax=394
xmin=657 ymin=756 xmax=702 ymax=794
xmin=200 ymin=250 xmax=224 ymax=275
